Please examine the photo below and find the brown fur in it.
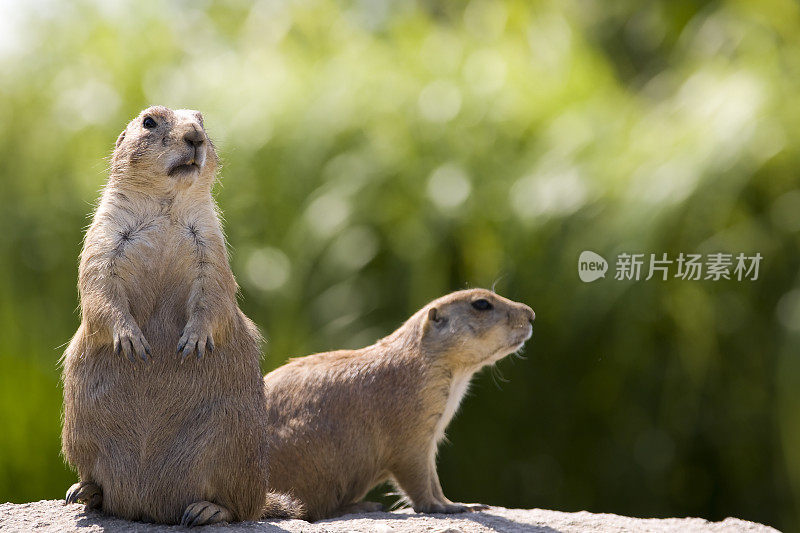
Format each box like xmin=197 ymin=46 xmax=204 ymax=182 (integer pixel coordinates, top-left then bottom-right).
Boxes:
xmin=263 ymin=289 xmax=534 ymax=521
xmin=61 ymin=106 xmax=301 ymax=525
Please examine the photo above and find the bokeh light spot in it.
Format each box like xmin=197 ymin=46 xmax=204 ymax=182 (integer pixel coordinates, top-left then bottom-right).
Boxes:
xmin=418 ymin=80 xmax=462 ymax=123
xmin=427 ymin=163 xmax=471 ymax=210
xmin=244 ymin=247 xmax=291 ymax=292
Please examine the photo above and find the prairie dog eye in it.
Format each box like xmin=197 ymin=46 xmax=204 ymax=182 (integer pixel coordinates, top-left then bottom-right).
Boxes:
xmin=143 ymin=116 xmax=157 ymax=129
xmin=471 ymin=299 xmax=493 ymax=311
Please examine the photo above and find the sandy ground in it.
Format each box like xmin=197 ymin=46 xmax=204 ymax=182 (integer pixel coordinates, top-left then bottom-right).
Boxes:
xmin=0 ymin=500 xmax=780 ymax=533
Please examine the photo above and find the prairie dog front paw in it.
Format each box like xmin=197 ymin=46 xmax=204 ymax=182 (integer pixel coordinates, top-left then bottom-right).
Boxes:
xmin=413 ymin=501 xmax=471 ymax=514
xmin=113 ymin=322 xmax=151 ymax=362
xmin=177 ymin=322 xmax=214 ymax=360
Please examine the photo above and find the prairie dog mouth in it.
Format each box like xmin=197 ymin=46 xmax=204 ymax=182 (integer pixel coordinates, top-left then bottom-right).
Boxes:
xmin=507 ymin=323 xmax=533 ymax=350
xmin=515 ymin=323 xmax=533 ymax=342
xmin=168 ymin=161 xmax=201 ymax=177
xmin=486 ymin=324 xmax=533 ymax=363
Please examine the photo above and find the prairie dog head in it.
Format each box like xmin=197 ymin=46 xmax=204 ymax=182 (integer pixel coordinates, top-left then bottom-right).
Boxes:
xmin=420 ymin=289 xmax=535 ymax=370
xmin=111 ymin=106 xmax=218 ymax=192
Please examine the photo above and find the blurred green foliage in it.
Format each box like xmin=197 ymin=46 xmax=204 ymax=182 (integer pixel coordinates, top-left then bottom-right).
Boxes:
xmin=0 ymin=0 xmax=799 ymax=530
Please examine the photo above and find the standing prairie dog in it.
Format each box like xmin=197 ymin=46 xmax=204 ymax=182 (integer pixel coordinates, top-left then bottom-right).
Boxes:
xmin=61 ymin=106 xmax=300 ymax=526
xmin=263 ymin=289 xmax=534 ymax=520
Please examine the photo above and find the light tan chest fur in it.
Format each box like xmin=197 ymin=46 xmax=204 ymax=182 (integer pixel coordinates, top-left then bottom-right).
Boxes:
xmin=84 ymin=194 xmax=222 ymax=326
xmin=432 ymin=371 xmax=473 ymax=445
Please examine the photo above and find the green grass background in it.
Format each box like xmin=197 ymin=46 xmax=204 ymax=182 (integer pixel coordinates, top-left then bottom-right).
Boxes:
xmin=0 ymin=0 xmax=798 ymax=530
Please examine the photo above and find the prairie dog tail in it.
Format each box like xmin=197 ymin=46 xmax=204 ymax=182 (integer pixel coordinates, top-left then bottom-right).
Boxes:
xmin=262 ymin=491 xmax=305 ymax=520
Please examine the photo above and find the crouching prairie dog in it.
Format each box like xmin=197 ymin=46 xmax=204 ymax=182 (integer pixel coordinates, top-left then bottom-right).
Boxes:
xmin=263 ymin=289 xmax=534 ymax=521
xmin=61 ymin=106 xmax=301 ymax=526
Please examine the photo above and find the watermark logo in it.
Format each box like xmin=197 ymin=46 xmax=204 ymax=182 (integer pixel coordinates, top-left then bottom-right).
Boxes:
xmin=578 ymin=251 xmax=762 ymax=282
xmin=578 ymin=251 xmax=609 ymax=282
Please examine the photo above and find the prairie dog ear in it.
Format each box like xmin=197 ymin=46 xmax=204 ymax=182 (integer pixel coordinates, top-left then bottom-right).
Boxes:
xmin=115 ymin=129 xmax=127 ymax=148
xmin=427 ymin=307 xmax=446 ymax=327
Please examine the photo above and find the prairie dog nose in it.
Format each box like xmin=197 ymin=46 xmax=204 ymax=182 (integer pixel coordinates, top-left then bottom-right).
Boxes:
xmin=521 ymin=304 xmax=535 ymax=322
xmin=183 ymin=126 xmax=204 ymax=148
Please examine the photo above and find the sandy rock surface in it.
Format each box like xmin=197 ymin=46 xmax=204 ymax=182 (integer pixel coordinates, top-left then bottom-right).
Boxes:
xmin=0 ymin=500 xmax=779 ymax=533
